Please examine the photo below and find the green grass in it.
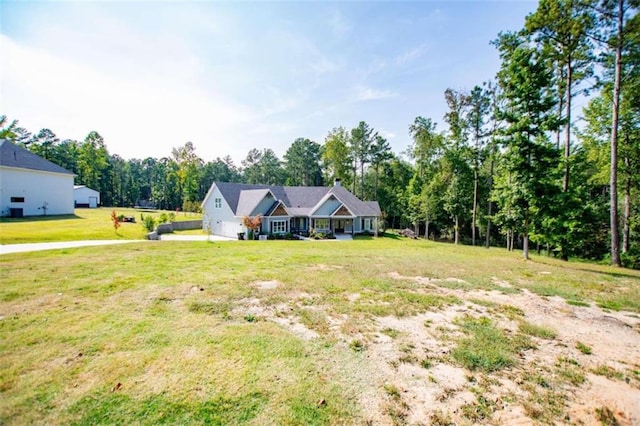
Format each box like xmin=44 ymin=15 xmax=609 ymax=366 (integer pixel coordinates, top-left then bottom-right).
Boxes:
xmin=595 ymin=406 xmax=621 ymax=425
xmin=68 ymin=391 xmax=267 ymax=425
xmin=0 ymin=208 xmax=201 ymax=243
xmin=460 ymin=394 xmax=496 ymax=422
xmin=451 ymin=316 xmax=521 ymax=372
xmin=576 ymin=341 xmax=592 ymax=355
xmin=591 ymin=365 xmax=625 ymax=380
xmin=381 ymin=328 xmax=400 ymax=339
xmin=567 ymin=299 xmax=590 ymax=307
xmin=1 ymin=238 xmax=639 ymax=424
xmin=555 ymin=357 xmax=587 ymax=386
xmin=518 ymin=321 xmax=558 ymax=340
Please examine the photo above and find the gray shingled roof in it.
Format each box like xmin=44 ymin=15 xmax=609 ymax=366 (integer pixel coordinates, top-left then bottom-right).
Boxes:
xmin=0 ymin=139 xmax=74 ymax=175
xmin=214 ymin=181 xmax=381 ymax=217
xmin=277 ymin=186 xmax=331 ymax=209
xmin=329 ymin=186 xmax=382 ymax=216
xmin=236 ymin=189 xmax=273 ymax=216
xmin=214 ymin=182 xmax=273 ymax=213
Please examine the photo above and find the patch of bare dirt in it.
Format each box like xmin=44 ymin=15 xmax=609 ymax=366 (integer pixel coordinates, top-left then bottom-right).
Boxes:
xmin=308 ymin=264 xmax=344 ymax=271
xmin=233 ymin=295 xmax=320 ymax=340
xmin=492 ymin=276 xmax=513 ymax=288
xmin=363 ymin=272 xmax=640 ymax=425
xmin=238 ymin=273 xmax=640 ymax=424
xmin=252 ymin=280 xmax=279 ymax=290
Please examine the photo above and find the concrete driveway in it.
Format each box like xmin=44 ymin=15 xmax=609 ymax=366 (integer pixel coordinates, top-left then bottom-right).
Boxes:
xmin=0 ymin=234 xmax=240 ymax=255
xmin=159 ymin=234 xmax=236 ymax=242
xmin=0 ymin=240 xmax=145 ymax=255
xmin=0 ymin=232 xmax=351 ymax=255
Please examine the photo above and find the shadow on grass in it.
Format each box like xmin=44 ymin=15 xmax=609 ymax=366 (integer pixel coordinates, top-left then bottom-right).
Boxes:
xmin=569 ymin=266 xmax=640 ymax=280
xmin=381 ymin=232 xmax=404 ymax=240
xmin=529 ymin=256 xmax=640 ymax=279
xmin=0 ymin=214 xmax=83 ymax=223
xmin=352 ymin=232 xmax=407 ymax=241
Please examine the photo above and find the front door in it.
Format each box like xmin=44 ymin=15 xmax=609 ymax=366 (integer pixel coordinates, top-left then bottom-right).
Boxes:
xmin=335 ymin=219 xmax=345 ymax=233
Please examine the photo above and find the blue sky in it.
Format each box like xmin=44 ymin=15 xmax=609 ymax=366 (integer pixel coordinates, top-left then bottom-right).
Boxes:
xmin=1 ymin=1 xmax=537 ymax=164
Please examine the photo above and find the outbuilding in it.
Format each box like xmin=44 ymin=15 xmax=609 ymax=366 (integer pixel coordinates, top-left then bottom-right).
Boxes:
xmin=0 ymin=139 xmax=75 ymax=217
xmin=74 ymin=185 xmax=100 ymax=208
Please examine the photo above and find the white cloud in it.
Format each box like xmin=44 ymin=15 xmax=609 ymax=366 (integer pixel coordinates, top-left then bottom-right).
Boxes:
xmin=328 ymin=9 xmax=351 ymax=38
xmin=378 ymin=129 xmax=397 ymax=140
xmin=1 ymin=34 xmax=254 ymax=161
xmin=352 ymin=85 xmax=398 ymax=102
xmin=310 ymin=56 xmax=341 ymax=76
xmin=258 ymin=85 xmax=302 ymax=117
xmin=395 ymin=43 xmax=431 ymax=66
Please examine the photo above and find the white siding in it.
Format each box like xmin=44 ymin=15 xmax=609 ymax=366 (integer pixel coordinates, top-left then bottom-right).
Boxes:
xmin=0 ymin=166 xmax=74 ymax=216
xmin=74 ymin=187 xmax=101 ymax=207
xmin=202 ymin=184 xmax=242 ymax=238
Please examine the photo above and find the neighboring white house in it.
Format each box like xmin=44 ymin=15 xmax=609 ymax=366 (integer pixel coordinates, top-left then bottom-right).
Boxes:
xmin=0 ymin=139 xmax=75 ymax=217
xmin=74 ymin=185 xmax=100 ymax=208
xmin=201 ymin=180 xmax=382 ymax=238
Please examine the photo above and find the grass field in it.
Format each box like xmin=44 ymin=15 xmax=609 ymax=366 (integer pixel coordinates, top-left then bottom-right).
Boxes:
xmin=1 ymin=236 xmax=639 ymax=424
xmin=0 ymin=208 xmax=202 ymax=244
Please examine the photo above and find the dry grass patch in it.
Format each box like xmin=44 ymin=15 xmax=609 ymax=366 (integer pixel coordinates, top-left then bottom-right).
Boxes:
xmin=2 ymin=239 xmax=640 ymax=424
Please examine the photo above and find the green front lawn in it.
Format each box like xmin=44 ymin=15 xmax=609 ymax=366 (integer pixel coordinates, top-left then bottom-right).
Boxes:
xmin=1 ymin=239 xmax=639 ymax=424
xmin=0 ymin=208 xmax=202 ymax=244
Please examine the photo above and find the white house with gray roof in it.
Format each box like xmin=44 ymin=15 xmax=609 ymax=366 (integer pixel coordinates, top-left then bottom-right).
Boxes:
xmin=202 ymin=180 xmax=381 ymax=238
xmin=0 ymin=139 xmax=75 ymax=217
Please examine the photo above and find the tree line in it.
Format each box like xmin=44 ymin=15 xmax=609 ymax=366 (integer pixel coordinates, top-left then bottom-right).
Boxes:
xmin=1 ymin=0 xmax=638 ymax=267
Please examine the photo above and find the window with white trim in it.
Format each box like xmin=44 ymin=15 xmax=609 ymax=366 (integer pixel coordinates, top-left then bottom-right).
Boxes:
xmin=314 ymin=218 xmax=330 ymax=229
xmin=364 ymin=218 xmax=372 ymax=230
xmin=214 ymin=198 xmax=222 ymax=208
xmin=271 ymin=219 xmax=288 ymax=234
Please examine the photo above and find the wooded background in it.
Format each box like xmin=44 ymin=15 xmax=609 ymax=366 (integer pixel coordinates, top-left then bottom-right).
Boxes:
xmin=2 ymin=0 xmax=638 ymax=267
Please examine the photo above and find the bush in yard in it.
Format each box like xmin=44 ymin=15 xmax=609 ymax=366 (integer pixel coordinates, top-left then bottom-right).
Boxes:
xmin=309 ymin=229 xmax=334 ymax=240
xmin=158 ymin=212 xmax=169 ymax=224
xmin=141 ymin=213 xmax=156 ymax=232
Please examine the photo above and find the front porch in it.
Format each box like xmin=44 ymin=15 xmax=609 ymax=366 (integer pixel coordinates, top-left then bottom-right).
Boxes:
xmin=262 ymin=216 xmax=314 ymax=236
xmin=309 ymin=217 xmax=354 ymax=235
xmin=289 ymin=217 xmax=354 ymax=236
xmin=261 ymin=216 xmax=375 ymax=236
